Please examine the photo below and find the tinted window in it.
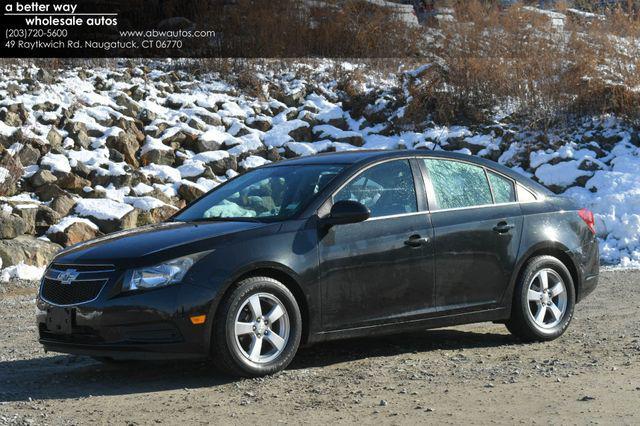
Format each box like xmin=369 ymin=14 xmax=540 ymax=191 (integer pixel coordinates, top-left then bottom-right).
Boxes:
xmin=174 ymin=165 xmax=343 ymax=221
xmin=423 ymin=159 xmax=492 ymax=209
xmin=335 ymin=160 xmax=417 ymax=218
xmin=488 ymin=171 xmax=516 ymax=204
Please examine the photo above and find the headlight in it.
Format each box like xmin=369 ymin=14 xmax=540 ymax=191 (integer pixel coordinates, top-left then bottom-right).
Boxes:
xmin=122 ymin=252 xmax=210 ymax=292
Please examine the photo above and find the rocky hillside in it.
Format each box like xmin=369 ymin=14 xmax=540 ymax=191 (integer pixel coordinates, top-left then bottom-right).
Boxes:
xmin=0 ymin=61 xmax=638 ymax=280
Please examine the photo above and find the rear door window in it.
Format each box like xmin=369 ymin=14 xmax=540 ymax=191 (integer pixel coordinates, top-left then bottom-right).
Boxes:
xmin=422 ymin=159 xmax=493 ymax=210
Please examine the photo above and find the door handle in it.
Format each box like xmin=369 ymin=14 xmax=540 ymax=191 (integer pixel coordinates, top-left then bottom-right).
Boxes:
xmin=404 ymin=235 xmax=430 ymax=247
xmin=493 ymin=222 xmax=515 ymax=234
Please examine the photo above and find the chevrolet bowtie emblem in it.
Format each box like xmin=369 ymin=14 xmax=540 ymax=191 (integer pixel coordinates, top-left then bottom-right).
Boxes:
xmin=58 ymin=269 xmax=80 ymax=285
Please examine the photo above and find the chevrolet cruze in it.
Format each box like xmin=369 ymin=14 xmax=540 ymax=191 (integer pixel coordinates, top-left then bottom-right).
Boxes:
xmin=37 ymin=151 xmax=600 ymax=377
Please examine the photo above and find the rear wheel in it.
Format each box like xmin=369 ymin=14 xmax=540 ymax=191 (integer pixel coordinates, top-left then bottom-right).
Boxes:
xmin=212 ymin=276 xmax=302 ymax=377
xmin=506 ymin=256 xmax=575 ymax=342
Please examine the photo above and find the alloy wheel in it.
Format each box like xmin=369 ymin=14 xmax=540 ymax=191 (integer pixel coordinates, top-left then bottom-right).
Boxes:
xmin=526 ymin=268 xmax=568 ymax=329
xmin=234 ymin=293 xmax=290 ymax=364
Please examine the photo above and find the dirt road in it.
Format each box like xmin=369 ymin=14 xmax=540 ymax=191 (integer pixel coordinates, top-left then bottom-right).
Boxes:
xmin=1 ymin=270 xmax=639 ymax=425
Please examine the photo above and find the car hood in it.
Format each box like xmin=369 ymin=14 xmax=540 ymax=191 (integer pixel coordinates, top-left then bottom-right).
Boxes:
xmin=53 ymin=221 xmax=274 ymax=268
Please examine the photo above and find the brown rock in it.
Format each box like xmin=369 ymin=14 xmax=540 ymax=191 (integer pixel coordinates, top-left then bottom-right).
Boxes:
xmin=17 ymin=144 xmax=41 ymax=166
xmin=30 ymin=169 xmax=57 ymax=187
xmin=0 ymin=148 xmax=23 ymax=196
xmin=150 ymin=205 xmax=178 ymax=222
xmin=48 ymin=221 xmax=100 ymax=247
xmin=1 ymin=110 xmax=22 ymax=127
xmin=35 ymin=183 xmax=69 ymax=202
xmin=0 ymin=235 xmax=62 ymax=267
xmin=12 ymin=205 xmax=37 ymax=235
xmin=288 ymin=123 xmax=312 ymax=141
xmin=106 ymin=132 xmax=140 ymax=167
xmin=56 ymin=172 xmax=91 ymax=194
xmin=35 ymin=205 xmax=61 ymax=231
xmin=46 ymin=128 xmax=63 ymax=147
xmin=0 ymin=213 xmax=27 ymax=238
xmin=141 ymin=149 xmax=175 ymax=166
xmin=49 ymin=195 xmax=76 ymax=216
xmin=178 ymin=183 xmax=205 ymax=203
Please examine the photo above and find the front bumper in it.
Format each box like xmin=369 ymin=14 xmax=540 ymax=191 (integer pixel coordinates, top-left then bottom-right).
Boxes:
xmin=37 ymin=282 xmax=215 ymax=361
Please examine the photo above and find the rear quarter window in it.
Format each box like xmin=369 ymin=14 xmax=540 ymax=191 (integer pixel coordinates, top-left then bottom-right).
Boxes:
xmin=487 ymin=171 xmax=516 ymax=204
xmin=516 ymin=184 xmax=538 ymax=202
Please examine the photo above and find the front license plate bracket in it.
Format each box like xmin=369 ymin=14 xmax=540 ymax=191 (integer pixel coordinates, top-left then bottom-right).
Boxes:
xmin=46 ymin=307 xmax=73 ymax=334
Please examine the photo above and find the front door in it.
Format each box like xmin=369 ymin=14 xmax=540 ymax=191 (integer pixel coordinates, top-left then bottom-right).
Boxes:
xmin=420 ymin=158 xmax=523 ymax=312
xmin=318 ymin=159 xmax=435 ymax=330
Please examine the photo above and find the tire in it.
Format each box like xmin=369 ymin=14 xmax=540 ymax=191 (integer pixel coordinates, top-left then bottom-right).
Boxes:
xmin=212 ymin=276 xmax=302 ymax=377
xmin=506 ymin=255 xmax=575 ymax=342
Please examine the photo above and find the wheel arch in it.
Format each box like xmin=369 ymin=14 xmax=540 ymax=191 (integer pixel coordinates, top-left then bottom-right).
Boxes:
xmin=206 ymin=262 xmax=311 ymax=353
xmin=504 ymin=242 xmax=581 ymax=309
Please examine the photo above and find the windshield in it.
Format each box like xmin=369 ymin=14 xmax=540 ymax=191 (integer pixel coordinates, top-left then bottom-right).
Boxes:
xmin=174 ymin=165 xmax=344 ymax=222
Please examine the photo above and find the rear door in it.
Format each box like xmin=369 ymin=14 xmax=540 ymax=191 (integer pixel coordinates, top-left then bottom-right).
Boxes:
xmin=419 ymin=158 xmax=523 ymax=312
xmin=318 ymin=159 xmax=436 ymax=330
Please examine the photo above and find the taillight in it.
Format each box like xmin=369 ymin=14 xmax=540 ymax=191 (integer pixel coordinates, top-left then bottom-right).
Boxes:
xmin=578 ymin=208 xmax=596 ymax=235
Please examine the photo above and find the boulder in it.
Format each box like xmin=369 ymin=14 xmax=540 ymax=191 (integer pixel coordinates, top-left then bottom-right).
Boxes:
xmin=12 ymin=205 xmax=37 ymax=235
xmin=49 ymin=194 xmax=76 ymax=216
xmin=0 ymin=213 xmax=27 ymax=238
xmin=194 ymin=138 xmax=221 ymax=153
xmin=74 ymin=199 xmax=138 ymax=234
xmin=17 ymin=144 xmax=41 ymax=166
xmin=137 ymin=205 xmax=178 ymax=226
xmin=277 ymin=88 xmax=306 ymax=107
xmin=197 ymin=113 xmax=222 ymax=126
xmin=139 ymin=109 xmax=158 ymax=126
xmin=36 ymin=68 xmax=55 ymax=84
xmin=30 ymin=169 xmax=57 ymax=187
xmin=0 ymin=148 xmax=23 ymax=196
xmin=47 ymin=129 xmax=63 ymax=149
xmin=35 ymin=183 xmax=69 ymax=202
xmin=56 ymin=172 xmax=91 ymax=194
xmin=109 ymin=148 xmax=125 ymax=163
xmin=266 ymin=147 xmax=282 ymax=162
xmin=35 ymin=205 xmax=61 ymax=232
xmin=193 ymin=152 xmax=238 ymax=175
xmin=141 ymin=148 xmax=175 ymax=166
xmin=178 ymin=182 xmax=205 ymax=203
xmin=246 ymin=116 xmax=272 ymax=132
xmin=116 ymin=118 xmax=145 ymax=144
xmin=188 ymin=118 xmax=208 ymax=132
xmin=1 ymin=110 xmax=22 ymax=127
xmin=0 ymin=236 xmax=62 ymax=268
xmin=64 ymin=121 xmax=91 ymax=149
xmin=150 ymin=205 xmax=178 ymax=222
xmin=113 ymin=93 xmax=141 ymax=118
xmin=106 ymin=131 xmax=140 ymax=167
xmin=47 ymin=221 xmax=100 ymax=247
xmin=288 ymin=123 xmax=313 ymax=141
xmin=72 ymin=161 xmax=92 ymax=179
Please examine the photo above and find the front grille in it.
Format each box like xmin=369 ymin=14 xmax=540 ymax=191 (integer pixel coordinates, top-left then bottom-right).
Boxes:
xmin=40 ymin=264 xmax=115 ymax=306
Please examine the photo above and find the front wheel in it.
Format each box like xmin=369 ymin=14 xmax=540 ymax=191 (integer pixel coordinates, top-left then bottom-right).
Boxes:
xmin=212 ymin=276 xmax=302 ymax=377
xmin=506 ymin=256 xmax=576 ymax=342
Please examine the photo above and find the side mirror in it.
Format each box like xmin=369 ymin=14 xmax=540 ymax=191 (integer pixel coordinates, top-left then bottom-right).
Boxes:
xmin=321 ymin=200 xmax=370 ymax=227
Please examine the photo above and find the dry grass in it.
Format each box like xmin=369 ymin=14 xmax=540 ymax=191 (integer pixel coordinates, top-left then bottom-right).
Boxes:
xmin=401 ymin=1 xmax=640 ymax=126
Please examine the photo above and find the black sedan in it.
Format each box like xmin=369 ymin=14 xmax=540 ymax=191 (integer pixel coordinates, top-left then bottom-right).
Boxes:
xmin=37 ymin=150 xmax=600 ymax=377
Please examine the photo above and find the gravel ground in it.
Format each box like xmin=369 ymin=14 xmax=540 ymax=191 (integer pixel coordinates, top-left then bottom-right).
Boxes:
xmin=1 ymin=270 xmax=639 ymax=425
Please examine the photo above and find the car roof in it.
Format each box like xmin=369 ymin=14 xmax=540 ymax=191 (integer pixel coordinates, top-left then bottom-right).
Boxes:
xmin=268 ymin=150 xmax=551 ymax=195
